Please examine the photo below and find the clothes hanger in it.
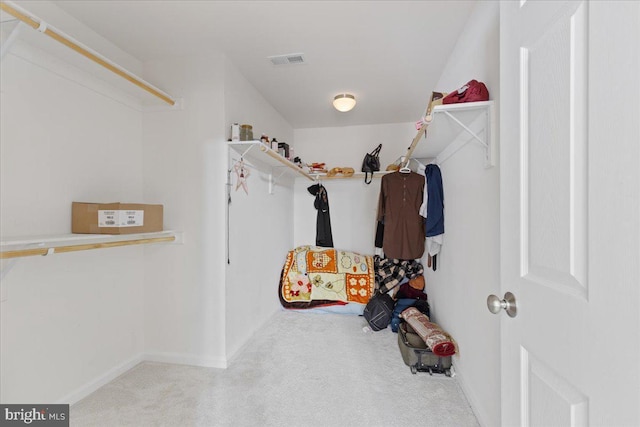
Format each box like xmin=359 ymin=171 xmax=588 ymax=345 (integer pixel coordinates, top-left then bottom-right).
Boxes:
xmin=399 ymin=158 xmax=412 ymax=174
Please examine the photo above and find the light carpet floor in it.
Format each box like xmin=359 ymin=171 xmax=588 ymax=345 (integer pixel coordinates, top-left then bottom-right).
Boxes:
xmin=71 ymin=310 xmax=479 ymax=427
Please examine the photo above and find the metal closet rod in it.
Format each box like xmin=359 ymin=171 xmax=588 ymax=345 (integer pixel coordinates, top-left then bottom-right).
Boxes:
xmin=0 ymin=1 xmax=176 ymax=106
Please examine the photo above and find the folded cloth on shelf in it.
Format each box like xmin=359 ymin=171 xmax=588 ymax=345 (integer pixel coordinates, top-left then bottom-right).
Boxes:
xmin=400 ymin=307 xmax=456 ymax=357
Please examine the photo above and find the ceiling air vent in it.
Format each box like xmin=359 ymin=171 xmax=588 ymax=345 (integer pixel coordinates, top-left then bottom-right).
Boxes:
xmin=268 ymin=53 xmax=306 ymax=66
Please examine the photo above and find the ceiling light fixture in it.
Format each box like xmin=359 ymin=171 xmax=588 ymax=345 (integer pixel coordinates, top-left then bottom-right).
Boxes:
xmin=333 ymin=93 xmax=356 ymax=112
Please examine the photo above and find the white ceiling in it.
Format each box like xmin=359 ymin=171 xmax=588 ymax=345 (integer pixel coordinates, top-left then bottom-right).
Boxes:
xmin=51 ymin=0 xmax=477 ymax=129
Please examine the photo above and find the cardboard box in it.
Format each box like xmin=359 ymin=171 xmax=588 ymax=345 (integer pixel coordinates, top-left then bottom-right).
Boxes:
xmin=72 ymin=202 xmax=163 ymax=234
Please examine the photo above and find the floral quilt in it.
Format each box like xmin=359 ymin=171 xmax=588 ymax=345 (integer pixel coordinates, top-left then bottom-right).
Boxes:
xmin=279 ymin=246 xmax=375 ymax=311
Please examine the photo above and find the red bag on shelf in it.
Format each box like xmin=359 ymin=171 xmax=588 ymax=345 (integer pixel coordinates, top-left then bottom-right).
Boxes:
xmin=442 ymin=80 xmax=489 ymax=104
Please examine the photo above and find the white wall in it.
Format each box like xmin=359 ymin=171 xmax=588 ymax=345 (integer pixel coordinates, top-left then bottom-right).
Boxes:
xmin=141 ymin=54 xmax=228 ymax=367
xmin=0 ymin=3 xmax=147 ymax=403
xmin=293 ymin=123 xmax=416 ymax=254
xmin=223 ymin=58 xmax=296 ymax=360
xmin=426 ymin=2 xmax=500 ymax=426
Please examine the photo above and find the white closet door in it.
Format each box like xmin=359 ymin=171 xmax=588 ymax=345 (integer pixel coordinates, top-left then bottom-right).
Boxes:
xmin=500 ymin=1 xmax=639 ymax=425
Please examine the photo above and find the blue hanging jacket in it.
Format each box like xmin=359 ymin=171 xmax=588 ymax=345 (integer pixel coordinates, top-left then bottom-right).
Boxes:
xmin=424 ymin=164 xmax=444 ymax=237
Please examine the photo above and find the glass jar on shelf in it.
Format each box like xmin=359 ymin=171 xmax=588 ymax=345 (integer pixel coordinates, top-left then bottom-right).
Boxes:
xmin=240 ymin=124 xmax=253 ymax=141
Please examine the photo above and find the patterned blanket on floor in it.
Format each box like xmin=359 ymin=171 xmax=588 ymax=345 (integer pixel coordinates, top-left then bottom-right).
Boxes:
xmin=279 ymin=246 xmax=375 ymax=311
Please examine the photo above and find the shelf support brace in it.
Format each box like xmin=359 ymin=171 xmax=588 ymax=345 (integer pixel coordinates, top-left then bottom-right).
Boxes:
xmin=240 ymin=144 xmax=256 ymax=159
xmin=440 ymin=110 xmax=488 ymax=148
xmin=432 ymin=108 xmax=493 ymax=168
xmin=0 ymin=259 xmax=18 ymax=282
xmin=0 ymin=20 xmax=25 ymax=60
xmin=268 ymin=170 xmax=289 ymax=194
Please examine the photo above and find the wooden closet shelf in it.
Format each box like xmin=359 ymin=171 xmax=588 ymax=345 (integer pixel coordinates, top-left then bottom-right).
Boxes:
xmin=0 ymin=231 xmax=183 ymax=259
xmin=229 ymin=141 xmax=314 ymax=181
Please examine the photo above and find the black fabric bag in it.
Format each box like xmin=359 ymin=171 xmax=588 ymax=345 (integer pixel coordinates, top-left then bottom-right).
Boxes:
xmin=361 ymin=144 xmax=382 ymax=184
xmin=363 ymin=291 xmax=396 ymax=331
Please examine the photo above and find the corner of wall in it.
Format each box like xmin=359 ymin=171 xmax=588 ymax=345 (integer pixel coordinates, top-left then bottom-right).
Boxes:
xmin=141 ymin=53 xmax=228 ymax=371
xmin=427 ymin=1 xmax=501 ymax=426
xmin=222 ymin=56 xmax=295 ymax=363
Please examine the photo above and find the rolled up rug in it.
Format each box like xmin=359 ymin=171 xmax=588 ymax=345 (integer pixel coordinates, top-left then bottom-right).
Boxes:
xmin=400 ymin=307 xmax=456 ymax=357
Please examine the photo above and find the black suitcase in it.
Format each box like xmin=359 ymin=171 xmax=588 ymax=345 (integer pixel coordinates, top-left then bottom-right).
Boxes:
xmin=397 ymin=322 xmax=453 ymax=376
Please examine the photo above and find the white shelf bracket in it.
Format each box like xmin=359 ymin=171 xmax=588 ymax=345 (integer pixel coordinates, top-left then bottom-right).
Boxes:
xmin=240 ymin=144 xmax=256 ymax=158
xmin=268 ymin=169 xmax=288 ymax=194
xmin=441 ymin=110 xmax=488 ymax=149
xmin=435 ymin=106 xmax=494 ymax=168
xmin=0 ymin=20 xmax=25 ymax=60
xmin=1 ymin=258 xmax=18 ymax=282
xmin=1 ymin=258 xmax=17 ymax=301
xmin=406 ymin=101 xmax=494 ymax=169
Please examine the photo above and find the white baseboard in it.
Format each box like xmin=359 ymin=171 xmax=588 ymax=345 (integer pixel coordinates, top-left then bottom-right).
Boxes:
xmin=61 ymin=354 xmax=144 ymax=406
xmin=60 ymin=352 xmax=227 ymax=406
xmin=143 ymin=351 xmax=227 ymax=369
xmin=452 ymin=360 xmax=491 ymax=427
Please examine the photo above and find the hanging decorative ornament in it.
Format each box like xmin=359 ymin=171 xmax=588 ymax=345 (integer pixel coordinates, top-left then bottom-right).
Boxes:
xmin=234 ymin=158 xmax=250 ymax=194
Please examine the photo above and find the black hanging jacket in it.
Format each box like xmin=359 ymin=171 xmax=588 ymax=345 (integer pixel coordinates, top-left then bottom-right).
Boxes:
xmin=307 ymin=183 xmax=334 ymax=247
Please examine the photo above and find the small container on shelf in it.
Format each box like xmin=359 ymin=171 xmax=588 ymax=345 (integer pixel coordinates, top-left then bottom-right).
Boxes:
xmin=231 ymin=123 xmax=239 ymax=141
xmin=240 ymin=124 xmax=253 ymax=141
xmin=277 ymin=142 xmax=290 ymax=158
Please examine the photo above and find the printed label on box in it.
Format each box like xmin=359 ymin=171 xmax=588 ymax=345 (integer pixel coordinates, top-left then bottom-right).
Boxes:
xmin=119 ymin=210 xmax=144 ymax=227
xmin=98 ymin=210 xmax=119 ymax=227
xmin=98 ymin=210 xmax=145 ymax=227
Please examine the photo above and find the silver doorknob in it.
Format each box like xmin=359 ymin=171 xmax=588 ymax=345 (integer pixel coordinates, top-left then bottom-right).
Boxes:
xmin=487 ymin=292 xmax=517 ymax=317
